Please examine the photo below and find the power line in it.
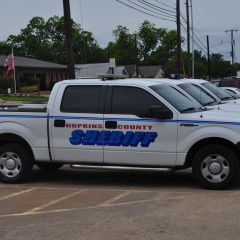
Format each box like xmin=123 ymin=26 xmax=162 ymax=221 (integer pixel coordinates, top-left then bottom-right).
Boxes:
xmin=180 ymin=15 xmax=207 ymax=53
xmin=160 ymin=0 xmax=175 ymax=7
xmin=210 ymin=41 xmax=230 ymax=51
xmin=115 ymin=0 xmax=175 ymax=22
xmin=137 ymin=0 xmax=176 ymax=14
xmin=180 ymin=13 xmax=187 ymax=24
xmin=153 ymin=0 xmax=176 ymax=10
xmin=193 ymin=32 xmax=207 ymax=51
xmin=127 ymin=0 xmax=176 ymax=19
xmin=129 ymin=0 xmax=176 ymax=19
xmin=181 ymin=23 xmax=207 ymax=55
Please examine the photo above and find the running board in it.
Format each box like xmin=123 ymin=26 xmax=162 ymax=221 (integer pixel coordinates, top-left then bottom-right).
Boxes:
xmin=71 ymin=164 xmax=173 ymax=172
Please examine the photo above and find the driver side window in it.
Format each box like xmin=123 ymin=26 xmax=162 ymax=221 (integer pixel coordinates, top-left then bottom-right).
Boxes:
xmin=111 ymin=86 xmax=169 ymax=116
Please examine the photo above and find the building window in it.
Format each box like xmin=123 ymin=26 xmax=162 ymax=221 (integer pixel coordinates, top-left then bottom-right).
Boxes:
xmin=23 ymin=73 xmax=34 ymax=78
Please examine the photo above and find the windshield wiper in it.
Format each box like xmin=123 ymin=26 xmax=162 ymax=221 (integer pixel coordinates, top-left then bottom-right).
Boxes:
xmin=181 ymin=107 xmax=197 ymax=113
xmin=203 ymin=101 xmax=218 ymax=106
xmin=221 ymin=97 xmax=232 ymax=101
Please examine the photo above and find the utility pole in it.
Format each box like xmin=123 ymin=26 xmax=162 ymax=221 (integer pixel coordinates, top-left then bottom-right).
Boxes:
xmin=63 ymin=0 xmax=75 ymax=79
xmin=134 ymin=34 xmax=139 ymax=78
xmin=207 ymin=35 xmax=211 ymax=81
xmin=176 ymin=0 xmax=182 ymax=74
xmin=190 ymin=0 xmax=194 ymax=78
xmin=225 ymin=29 xmax=238 ymax=65
xmin=186 ymin=0 xmax=191 ymax=77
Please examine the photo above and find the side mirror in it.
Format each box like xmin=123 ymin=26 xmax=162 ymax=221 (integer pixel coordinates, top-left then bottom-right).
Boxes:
xmin=148 ymin=106 xmax=173 ymax=119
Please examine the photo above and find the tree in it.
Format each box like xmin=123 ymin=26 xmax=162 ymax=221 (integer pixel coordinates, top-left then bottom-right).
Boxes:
xmin=189 ymin=51 xmax=236 ymax=79
xmin=8 ymin=17 xmax=50 ymax=60
xmin=107 ymin=22 xmax=179 ymax=71
xmin=149 ymin=30 xmax=179 ymax=73
xmin=6 ymin=16 xmax=106 ymax=64
xmin=211 ymin=57 xmax=236 ymax=79
xmin=138 ymin=20 xmax=165 ymax=62
xmin=0 ymin=41 xmax=13 ymax=55
xmin=192 ymin=50 xmax=208 ymax=79
xmin=106 ymin=25 xmax=135 ymax=65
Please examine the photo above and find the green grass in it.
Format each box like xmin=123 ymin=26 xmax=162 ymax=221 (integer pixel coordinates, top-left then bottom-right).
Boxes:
xmin=0 ymin=96 xmax=49 ymax=101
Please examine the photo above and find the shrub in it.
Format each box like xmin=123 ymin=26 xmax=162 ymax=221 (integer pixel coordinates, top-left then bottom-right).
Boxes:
xmin=0 ymin=76 xmax=15 ymax=94
xmin=19 ymin=77 xmax=40 ymax=87
xmin=48 ymin=80 xmax=57 ymax=91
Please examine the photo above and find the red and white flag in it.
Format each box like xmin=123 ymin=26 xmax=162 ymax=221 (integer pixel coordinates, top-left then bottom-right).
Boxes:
xmin=4 ymin=54 xmax=13 ymax=68
xmin=5 ymin=61 xmax=14 ymax=76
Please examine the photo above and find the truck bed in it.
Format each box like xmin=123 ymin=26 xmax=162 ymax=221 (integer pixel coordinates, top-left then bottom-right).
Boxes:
xmin=0 ymin=103 xmax=47 ymax=112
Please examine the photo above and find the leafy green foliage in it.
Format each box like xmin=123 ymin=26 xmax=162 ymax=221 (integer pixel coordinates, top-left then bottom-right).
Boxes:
xmin=106 ymin=21 xmax=181 ymax=74
xmin=5 ymin=16 xmax=107 ymax=64
xmin=19 ymin=77 xmax=40 ymax=87
xmin=106 ymin=26 xmax=135 ymax=65
xmin=0 ymin=16 xmax=236 ymax=79
xmin=211 ymin=60 xmax=236 ymax=79
xmin=0 ymin=76 xmax=15 ymax=94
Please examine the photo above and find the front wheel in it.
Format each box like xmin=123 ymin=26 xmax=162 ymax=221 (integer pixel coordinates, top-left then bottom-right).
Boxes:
xmin=192 ymin=144 xmax=239 ymax=190
xmin=0 ymin=143 xmax=33 ymax=183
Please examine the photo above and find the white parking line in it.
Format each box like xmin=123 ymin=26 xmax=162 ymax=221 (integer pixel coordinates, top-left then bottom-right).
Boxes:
xmin=0 ymin=193 xmax=203 ymax=218
xmin=98 ymin=191 xmax=130 ymax=207
xmin=24 ymin=189 xmax=87 ymax=214
xmin=0 ymin=188 xmax=37 ymax=201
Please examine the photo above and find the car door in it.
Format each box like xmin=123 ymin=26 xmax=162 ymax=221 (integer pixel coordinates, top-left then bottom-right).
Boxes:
xmin=50 ymin=84 xmax=105 ymax=163
xmin=103 ymin=85 xmax=178 ymax=167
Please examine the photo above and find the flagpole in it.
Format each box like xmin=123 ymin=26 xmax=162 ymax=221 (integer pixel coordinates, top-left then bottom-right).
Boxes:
xmin=12 ymin=48 xmax=16 ymax=94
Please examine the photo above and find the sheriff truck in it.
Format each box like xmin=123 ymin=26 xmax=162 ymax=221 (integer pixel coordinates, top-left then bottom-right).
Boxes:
xmin=1 ymin=78 xmax=240 ymax=190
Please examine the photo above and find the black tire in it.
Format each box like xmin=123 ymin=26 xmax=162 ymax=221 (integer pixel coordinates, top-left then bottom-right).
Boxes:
xmin=36 ymin=162 xmax=63 ymax=171
xmin=192 ymin=144 xmax=240 ymax=190
xmin=0 ymin=143 xmax=33 ymax=183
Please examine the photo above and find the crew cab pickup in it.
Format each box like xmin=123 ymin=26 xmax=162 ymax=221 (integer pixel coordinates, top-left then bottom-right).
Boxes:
xmin=1 ymin=79 xmax=240 ymax=190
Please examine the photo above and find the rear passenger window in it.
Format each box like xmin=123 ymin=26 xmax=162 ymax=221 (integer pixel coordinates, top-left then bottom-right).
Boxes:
xmin=111 ymin=86 xmax=164 ymax=115
xmin=61 ymin=86 xmax=101 ymax=113
xmin=220 ymin=81 xmax=235 ymax=87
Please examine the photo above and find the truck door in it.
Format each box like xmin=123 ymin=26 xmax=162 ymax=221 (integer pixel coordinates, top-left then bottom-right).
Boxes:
xmin=50 ymin=84 xmax=105 ymax=163
xmin=103 ymin=85 xmax=178 ymax=167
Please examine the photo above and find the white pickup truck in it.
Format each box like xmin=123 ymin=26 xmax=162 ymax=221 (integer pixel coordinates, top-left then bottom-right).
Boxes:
xmin=1 ymin=79 xmax=240 ymax=190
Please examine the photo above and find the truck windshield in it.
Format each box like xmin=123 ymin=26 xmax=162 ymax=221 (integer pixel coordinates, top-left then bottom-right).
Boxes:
xmin=178 ymin=83 xmax=218 ymax=106
xmin=150 ymin=84 xmax=202 ymax=113
xmin=201 ymin=82 xmax=233 ymax=101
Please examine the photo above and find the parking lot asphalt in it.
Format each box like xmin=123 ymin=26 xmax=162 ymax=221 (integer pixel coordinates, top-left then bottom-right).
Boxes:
xmin=1 ymin=166 xmax=240 ymax=240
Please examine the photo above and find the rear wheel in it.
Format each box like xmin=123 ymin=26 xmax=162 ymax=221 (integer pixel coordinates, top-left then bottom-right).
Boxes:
xmin=0 ymin=143 xmax=33 ymax=183
xmin=192 ymin=144 xmax=239 ymax=190
xmin=36 ymin=162 xmax=63 ymax=171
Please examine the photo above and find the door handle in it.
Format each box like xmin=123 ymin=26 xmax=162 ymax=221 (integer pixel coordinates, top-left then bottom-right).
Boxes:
xmin=54 ymin=119 xmax=65 ymax=127
xmin=105 ymin=121 xmax=117 ymax=129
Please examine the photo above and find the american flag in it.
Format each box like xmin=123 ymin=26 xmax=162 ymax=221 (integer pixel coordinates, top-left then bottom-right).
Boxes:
xmin=5 ymin=61 xmax=14 ymax=76
xmin=4 ymin=54 xmax=13 ymax=68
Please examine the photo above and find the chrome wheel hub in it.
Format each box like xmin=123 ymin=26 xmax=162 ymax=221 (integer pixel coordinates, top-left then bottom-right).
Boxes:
xmin=5 ymin=159 xmax=16 ymax=170
xmin=209 ymin=162 xmax=222 ymax=175
xmin=0 ymin=152 xmax=21 ymax=178
xmin=201 ymin=154 xmax=230 ymax=183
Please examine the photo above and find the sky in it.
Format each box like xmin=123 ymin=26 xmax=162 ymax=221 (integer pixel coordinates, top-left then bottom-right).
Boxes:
xmin=1 ymin=0 xmax=240 ymax=62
